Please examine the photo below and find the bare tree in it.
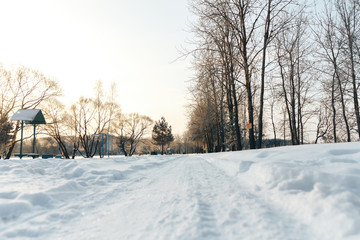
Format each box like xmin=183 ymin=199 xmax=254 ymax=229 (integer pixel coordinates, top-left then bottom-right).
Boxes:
xmin=69 ymin=97 xmax=99 ymax=158
xmin=43 ymin=99 xmax=71 ymax=158
xmin=189 ymin=49 xmax=230 ymax=152
xmin=257 ymin=0 xmax=301 ymax=148
xmin=187 ymin=93 xmax=218 ymax=153
xmin=313 ymin=0 xmax=351 ymax=142
xmin=0 ymin=65 xmax=60 ymax=158
xmin=189 ymin=0 xmax=244 ymax=150
xmin=114 ymin=113 xmax=153 ymax=156
xmin=189 ymin=0 xmax=301 ymax=149
xmin=275 ymin=15 xmax=314 ymax=145
xmin=222 ymin=0 xmax=300 ymax=149
xmin=67 ymin=80 xmax=121 ymax=158
xmin=184 ymin=0 xmax=360 ymax=149
xmin=335 ymin=0 xmax=360 ymax=139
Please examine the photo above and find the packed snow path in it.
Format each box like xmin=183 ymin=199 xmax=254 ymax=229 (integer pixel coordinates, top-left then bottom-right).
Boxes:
xmin=1 ymin=143 xmax=360 ymax=239
xmin=67 ymin=156 xmax=310 ymax=240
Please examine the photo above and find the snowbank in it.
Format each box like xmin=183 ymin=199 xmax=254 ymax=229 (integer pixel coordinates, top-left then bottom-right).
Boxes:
xmin=207 ymin=143 xmax=360 ymax=239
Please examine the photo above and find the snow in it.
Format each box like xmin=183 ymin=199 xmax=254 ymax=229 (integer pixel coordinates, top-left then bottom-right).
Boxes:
xmin=1 ymin=143 xmax=360 ymax=239
xmin=10 ymin=109 xmax=42 ymax=121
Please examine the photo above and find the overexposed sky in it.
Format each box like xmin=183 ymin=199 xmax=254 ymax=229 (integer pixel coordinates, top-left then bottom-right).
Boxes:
xmin=0 ymin=0 xmax=192 ymax=134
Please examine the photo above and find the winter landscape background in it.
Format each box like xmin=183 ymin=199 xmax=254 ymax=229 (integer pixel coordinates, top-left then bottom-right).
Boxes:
xmin=1 ymin=142 xmax=360 ymax=240
xmin=1 ymin=1 xmax=360 ymax=239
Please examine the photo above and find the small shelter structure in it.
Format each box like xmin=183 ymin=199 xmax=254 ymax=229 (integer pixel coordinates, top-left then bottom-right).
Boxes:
xmin=10 ymin=109 xmax=46 ymax=159
xmin=94 ymin=133 xmax=112 ymax=158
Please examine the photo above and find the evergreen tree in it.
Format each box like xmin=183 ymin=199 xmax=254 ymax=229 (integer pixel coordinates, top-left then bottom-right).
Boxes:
xmin=0 ymin=116 xmax=13 ymax=154
xmin=152 ymin=117 xmax=174 ymax=155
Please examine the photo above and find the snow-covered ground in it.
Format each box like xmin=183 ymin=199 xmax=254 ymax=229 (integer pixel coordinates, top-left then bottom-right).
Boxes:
xmin=1 ymin=142 xmax=360 ymax=240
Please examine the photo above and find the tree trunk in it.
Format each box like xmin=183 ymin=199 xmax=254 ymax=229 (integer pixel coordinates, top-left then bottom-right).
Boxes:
xmin=279 ymin=57 xmax=298 ymax=145
xmin=349 ymin=45 xmax=360 ymax=139
xmin=6 ymin=141 xmax=16 ymax=159
xmin=339 ymin=0 xmax=360 ymax=139
xmin=56 ymin=137 xmax=70 ymax=159
xmin=210 ymin=74 xmax=221 ymax=152
xmin=238 ymin=8 xmax=256 ymax=149
xmin=290 ymin=54 xmax=299 ymax=145
xmin=72 ymin=142 xmax=77 ymax=159
xmin=5 ymin=122 xmax=20 ymax=159
xmin=258 ymin=0 xmax=272 ymax=149
xmin=270 ymin=101 xmax=277 ymax=147
xmin=231 ymin=77 xmax=242 ymax=150
xmin=121 ymin=143 xmax=128 ymax=156
xmin=225 ymin=77 xmax=236 ymax=149
xmin=334 ymin=65 xmax=351 ymax=142
xmin=331 ymin=73 xmax=337 ymax=142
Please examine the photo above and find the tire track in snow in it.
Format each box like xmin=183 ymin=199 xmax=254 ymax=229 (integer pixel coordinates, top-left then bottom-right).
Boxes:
xmin=197 ymin=155 xmax=313 ymax=240
xmin=172 ymin=157 xmax=220 ymax=239
xmin=81 ymin=155 xmax=312 ymax=240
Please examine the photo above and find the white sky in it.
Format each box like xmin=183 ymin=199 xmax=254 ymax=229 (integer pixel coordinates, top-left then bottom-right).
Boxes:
xmin=0 ymin=0 xmax=193 ymax=135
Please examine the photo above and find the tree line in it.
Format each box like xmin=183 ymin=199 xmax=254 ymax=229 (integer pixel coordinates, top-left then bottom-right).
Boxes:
xmin=184 ymin=0 xmax=360 ymax=152
xmin=0 ymin=66 xmax=174 ymax=159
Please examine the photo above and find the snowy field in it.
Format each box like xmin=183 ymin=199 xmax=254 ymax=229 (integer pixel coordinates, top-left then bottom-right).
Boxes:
xmin=1 ymin=143 xmax=360 ymax=240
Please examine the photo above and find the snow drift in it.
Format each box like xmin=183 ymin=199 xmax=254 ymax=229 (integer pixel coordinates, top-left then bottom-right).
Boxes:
xmin=0 ymin=142 xmax=359 ymax=239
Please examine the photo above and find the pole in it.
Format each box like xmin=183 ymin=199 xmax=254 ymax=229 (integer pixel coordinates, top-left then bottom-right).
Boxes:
xmin=33 ymin=124 xmax=36 ymax=153
xmin=20 ymin=121 xmax=24 ymax=159
xmin=107 ymin=134 xmax=109 ymax=158
xmin=105 ymin=134 xmax=107 ymax=157
xmin=101 ymin=134 xmax=104 ymax=158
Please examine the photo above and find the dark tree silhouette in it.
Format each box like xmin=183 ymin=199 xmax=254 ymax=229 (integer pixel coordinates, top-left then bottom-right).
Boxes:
xmin=0 ymin=115 xmax=13 ymax=154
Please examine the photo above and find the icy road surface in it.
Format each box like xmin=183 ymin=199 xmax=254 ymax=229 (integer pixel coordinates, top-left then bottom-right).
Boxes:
xmin=1 ymin=143 xmax=360 ymax=239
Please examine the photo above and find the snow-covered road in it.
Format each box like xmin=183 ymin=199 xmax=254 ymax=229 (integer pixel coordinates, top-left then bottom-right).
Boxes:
xmin=1 ymin=143 xmax=360 ymax=239
xmin=71 ymin=156 xmax=310 ymax=240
